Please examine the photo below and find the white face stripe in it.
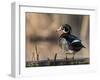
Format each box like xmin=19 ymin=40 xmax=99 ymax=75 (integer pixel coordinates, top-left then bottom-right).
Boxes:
xmin=62 ymin=30 xmax=69 ymax=33
xmin=56 ymin=26 xmax=62 ymax=31
xmin=62 ymin=30 xmax=66 ymax=33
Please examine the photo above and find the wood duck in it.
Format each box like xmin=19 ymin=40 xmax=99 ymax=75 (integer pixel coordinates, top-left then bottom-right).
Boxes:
xmin=56 ymin=24 xmax=85 ymax=61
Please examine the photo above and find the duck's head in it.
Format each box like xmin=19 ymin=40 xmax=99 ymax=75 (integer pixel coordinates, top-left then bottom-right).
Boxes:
xmin=56 ymin=24 xmax=72 ymax=34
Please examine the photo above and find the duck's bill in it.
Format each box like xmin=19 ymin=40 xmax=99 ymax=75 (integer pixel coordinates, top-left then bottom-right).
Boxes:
xmin=56 ymin=26 xmax=62 ymax=32
xmin=56 ymin=26 xmax=69 ymax=33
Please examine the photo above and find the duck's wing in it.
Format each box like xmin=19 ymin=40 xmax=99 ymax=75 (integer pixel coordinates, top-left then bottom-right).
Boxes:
xmin=69 ymin=34 xmax=81 ymax=42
